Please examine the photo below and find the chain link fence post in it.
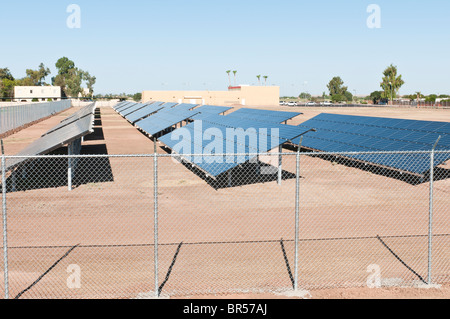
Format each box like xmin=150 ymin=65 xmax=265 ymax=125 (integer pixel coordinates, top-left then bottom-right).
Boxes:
xmin=1 ymin=142 xmax=9 ymax=299
xmin=294 ymin=142 xmax=301 ymax=291
xmin=428 ymin=136 xmax=441 ymax=285
xmin=153 ymin=153 xmax=159 ymax=297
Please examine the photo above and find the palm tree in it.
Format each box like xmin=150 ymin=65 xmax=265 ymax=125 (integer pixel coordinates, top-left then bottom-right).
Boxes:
xmin=256 ymin=75 xmax=261 ymax=85
xmin=233 ymin=70 xmax=237 ymax=86
xmin=263 ymin=75 xmax=268 ymax=86
xmin=226 ymin=70 xmax=231 ymax=87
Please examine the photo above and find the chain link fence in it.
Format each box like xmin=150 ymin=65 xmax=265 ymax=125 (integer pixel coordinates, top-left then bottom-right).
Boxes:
xmin=0 ymin=150 xmax=449 ymax=298
xmin=0 ymin=100 xmax=71 ymax=136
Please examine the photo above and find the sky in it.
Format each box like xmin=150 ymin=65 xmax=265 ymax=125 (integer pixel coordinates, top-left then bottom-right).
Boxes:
xmin=0 ymin=0 xmax=449 ymax=96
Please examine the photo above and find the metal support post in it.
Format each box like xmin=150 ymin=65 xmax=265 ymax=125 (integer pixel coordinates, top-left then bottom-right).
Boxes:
xmin=428 ymin=136 xmax=441 ymax=285
xmin=1 ymin=141 xmax=9 ymax=299
xmin=294 ymin=137 xmax=303 ymax=291
xmin=68 ymin=142 xmax=74 ymax=191
xmin=153 ymin=153 xmax=159 ymax=297
xmin=278 ymin=144 xmax=283 ymax=185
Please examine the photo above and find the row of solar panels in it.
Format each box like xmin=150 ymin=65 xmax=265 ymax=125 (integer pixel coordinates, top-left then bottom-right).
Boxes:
xmin=115 ymin=100 xmax=449 ymax=176
xmin=6 ymin=103 xmax=96 ymax=170
xmin=113 ymin=101 xmax=313 ymax=177
xmin=293 ymin=113 xmax=450 ymax=175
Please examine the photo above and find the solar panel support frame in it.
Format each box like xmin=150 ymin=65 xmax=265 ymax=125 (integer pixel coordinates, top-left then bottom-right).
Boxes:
xmin=278 ymin=144 xmax=283 ymax=185
xmin=67 ymin=137 xmax=82 ymax=192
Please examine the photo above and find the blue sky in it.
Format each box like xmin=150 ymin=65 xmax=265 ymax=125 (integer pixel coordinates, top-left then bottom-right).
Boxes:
xmin=0 ymin=0 xmax=449 ymax=96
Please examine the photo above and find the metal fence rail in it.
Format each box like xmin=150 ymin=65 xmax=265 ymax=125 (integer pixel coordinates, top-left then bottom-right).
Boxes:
xmin=0 ymin=100 xmax=72 ymax=135
xmin=0 ymin=150 xmax=449 ymax=299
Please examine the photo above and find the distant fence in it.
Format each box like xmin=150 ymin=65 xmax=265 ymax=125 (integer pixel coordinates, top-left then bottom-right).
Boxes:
xmin=0 ymin=150 xmax=449 ymax=299
xmin=288 ymin=102 xmax=450 ymax=108
xmin=0 ymin=100 xmax=71 ymax=135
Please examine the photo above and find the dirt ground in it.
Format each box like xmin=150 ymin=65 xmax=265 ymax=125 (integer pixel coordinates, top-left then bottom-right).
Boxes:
xmin=1 ymin=104 xmax=449 ymax=299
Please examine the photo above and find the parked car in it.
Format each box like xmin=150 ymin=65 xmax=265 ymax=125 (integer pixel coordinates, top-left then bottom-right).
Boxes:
xmin=279 ymin=101 xmax=286 ymax=106
xmin=287 ymin=101 xmax=298 ymax=106
xmin=305 ymin=101 xmax=316 ymax=106
xmin=321 ymin=101 xmax=332 ymax=106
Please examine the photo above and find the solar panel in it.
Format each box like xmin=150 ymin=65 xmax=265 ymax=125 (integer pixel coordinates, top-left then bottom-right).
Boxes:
xmin=159 ymin=115 xmax=312 ymax=177
xmin=292 ymin=113 xmax=450 ymax=174
xmin=116 ymin=102 xmax=138 ymax=113
xmin=159 ymin=102 xmax=179 ymax=109
xmin=135 ymin=109 xmax=199 ymax=137
xmin=6 ymin=113 xmax=95 ymax=170
xmin=125 ymin=102 xmax=165 ymax=123
xmin=190 ymin=105 xmax=233 ymax=120
xmin=42 ymin=103 xmax=96 ymax=136
xmin=115 ymin=102 xmax=136 ymax=112
xmin=225 ymin=108 xmax=302 ymax=124
xmin=172 ymin=103 xmax=198 ymax=111
xmin=121 ymin=103 xmax=153 ymax=117
xmin=113 ymin=101 xmax=128 ymax=110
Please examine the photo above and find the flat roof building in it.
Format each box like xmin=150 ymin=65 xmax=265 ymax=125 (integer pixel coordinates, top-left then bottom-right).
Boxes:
xmin=14 ymin=86 xmax=62 ymax=102
xmin=142 ymin=86 xmax=280 ymax=107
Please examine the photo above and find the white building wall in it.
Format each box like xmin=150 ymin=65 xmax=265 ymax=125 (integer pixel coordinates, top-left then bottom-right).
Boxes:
xmin=14 ymin=86 xmax=62 ymax=102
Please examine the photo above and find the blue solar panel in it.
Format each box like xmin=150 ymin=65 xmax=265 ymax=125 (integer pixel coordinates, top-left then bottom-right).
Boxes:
xmin=172 ymin=103 xmax=198 ymax=111
xmin=292 ymin=113 xmax=450 ymax=174
xmin=190 ymin=105 xmax=233 ymax=120
xmin=135 ymin=109 xmax=199 ymax=137
xmin=225 ymin=108 xmax=302 ymax=124
xmin=113 ymin=101 xmax=129 ymax=110
xmin=159 ymin=102 xmax=179 ymax=109
xmin=115 ymin=101 xmax=134 ymax=110
xmin=125 ymin=102 xmax=165 ymax=123
xmin=116 ymin=102 xmax=137 ymax=113
xmin=119 ymin=103 xmax=148 ymax=116
xmin=159 ymin=116 xmax=313 ymax=177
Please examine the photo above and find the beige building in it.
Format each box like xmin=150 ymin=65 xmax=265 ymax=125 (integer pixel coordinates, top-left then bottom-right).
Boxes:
xmin=142 ymin=86 xmax=280 ymax=107
xmin=14 ymin=86 xmax=61 ymax=102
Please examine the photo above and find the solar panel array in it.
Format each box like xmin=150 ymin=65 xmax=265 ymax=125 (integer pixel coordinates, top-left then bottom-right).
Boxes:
xmin=120 ymin=103 xmax=152 ymax=117
xmin=43 ymin=103 xmax=96 ymax=136
xmin=135 ymin=108 xmax=200 ymax=137
xmin=113 ymin=101 xmax=449 ymax=177
xmin=7 ymin=103 xmax=96 ymax=170
xmin=159 ymin=114 xmax=310 ymax=177
xmin=111 ymin=101 xmax=309 ymax=177
xmin=225 ymin=108 xmax=302 ymax=124
xmin=190 ymin=105 xmax=233 ymax=121
xmin=126 ymin=102 xmax=166 ymax=123
xmin=294 ymin=113 xmax=450 ymax=174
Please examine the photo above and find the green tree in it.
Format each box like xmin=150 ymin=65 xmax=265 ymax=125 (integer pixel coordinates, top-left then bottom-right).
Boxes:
xmin=226 ymin=70 xmax=231 ymax=87
xmin=25 ymin=63 xmax=51 ymax=86
xmin=0 ymin=68 xmax=16 ymax=100
xmin=344 ymin=91 xmax=353 ymax=102
xmin=370 ymin=91 xmax=383 ymax=104
xmin=263 ymin=75 xmax=268 ymax=86
xmin=232 ymin=70 xmax=237 ymax=86
xmin=256 ymin=75 xmax=261 ymax=85
xmin=81 ymin=71 xmax=96 ymax=97
xmin=1 ymin=78 xmax=16 ymax=100
xmin=425 ymin=94 xmax=437 ymax=103
xmin=299 ymin=92 xmax=312 ymax=100
xmin=0 ymin=68 xmax=14 ymax=81
xmin=327 ymin=76 xmax=348 ymax=96
xmin=52 ymin=57 xmax=95 ymax=98
xmin=55 ymin=57 xmax=75 ymax=76
xmin=132 ymin=93 xmax=142 ymax=102
xmin=65 ymin=68 xmax=83 ymax=98
xmin=380 ymin=64 xmax=404 ymax=102
xmin=331 ymin=94 xmax=345 ymax=103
